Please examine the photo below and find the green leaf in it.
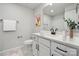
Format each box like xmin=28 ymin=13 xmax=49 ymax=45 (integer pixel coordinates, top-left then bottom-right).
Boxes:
xmin=65 ymin=18 xmax=77 ymax=29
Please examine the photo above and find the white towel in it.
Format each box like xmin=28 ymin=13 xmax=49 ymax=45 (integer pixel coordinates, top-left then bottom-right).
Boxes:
xmin=3 ymin=20 xmax=16 ymax=31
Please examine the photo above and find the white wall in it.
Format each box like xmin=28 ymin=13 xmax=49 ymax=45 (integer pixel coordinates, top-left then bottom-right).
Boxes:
xmin=51 ymin=14 xmax=65 ymax=31
xmin=34 ymin=4 xmax=49 ymax=32
xmin=0 ymin=4 xmax=35 ymax=51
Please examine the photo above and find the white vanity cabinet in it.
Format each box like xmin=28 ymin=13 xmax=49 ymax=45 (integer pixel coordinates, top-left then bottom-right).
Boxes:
xmin=32 ymin=33 xmax=77 ymax=56
xmin=32 ymin=36 xmax=50 ymax=56
xmin=38 ymin=38 xmax=50 ymax=56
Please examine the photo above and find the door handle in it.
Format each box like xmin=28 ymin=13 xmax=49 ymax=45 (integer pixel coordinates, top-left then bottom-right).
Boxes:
xmin=56 ymin=47 xmax=67 ymax=53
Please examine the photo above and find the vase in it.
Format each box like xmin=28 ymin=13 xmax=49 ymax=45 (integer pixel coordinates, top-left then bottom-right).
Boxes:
xmin=70 ymin=29 xmax=73 ymax=39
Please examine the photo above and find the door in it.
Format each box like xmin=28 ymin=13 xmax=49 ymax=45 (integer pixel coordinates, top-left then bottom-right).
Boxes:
xmin=38 ymin=43 xmax=50 ymax=56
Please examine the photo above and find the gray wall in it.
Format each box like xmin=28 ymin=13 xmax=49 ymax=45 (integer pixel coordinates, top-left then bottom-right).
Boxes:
xmin=0 ymin=4 xmax=35 ymax=51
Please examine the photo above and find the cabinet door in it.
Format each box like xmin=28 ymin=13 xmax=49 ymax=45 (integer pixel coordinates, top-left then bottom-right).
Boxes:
xmin=51 ymin=41 xmax=77 ymax=56
xmin=39 ymin=43 xmax=50 ymax=56
xmin=39 ymin=38 xmax=50 ymax=47
xmin=32 ymin=36 xmax=38 ymax=56
xmin=32 ymin=40 xmax=38 ymax=56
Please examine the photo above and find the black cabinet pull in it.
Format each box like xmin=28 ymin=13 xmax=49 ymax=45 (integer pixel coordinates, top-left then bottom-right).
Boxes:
xmin=36 ymin=44 xmax=38 ymax=49
xmin=37 ymin=44 xmax=39 ymax=51
xmin=36 ymin=44 xmax=39 ymax=51
xmin=52 ymin=54 xmax=53 ymax=56
xmin=56 ymin=47 xmax=67 ymax=53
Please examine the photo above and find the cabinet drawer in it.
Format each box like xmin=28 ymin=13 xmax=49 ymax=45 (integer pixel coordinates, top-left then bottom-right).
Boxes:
xmin=39 ymin=38 xmax=50 ymax=47
xmin=65 ymin=46 xmax=77 ymax=56
xmin=51 ymin=41 xmax=59 ymax=50
xmin=51 ymin=51 xmax=63 ymax=56
xmin=51 ymin=41 xmax=77 ymax=56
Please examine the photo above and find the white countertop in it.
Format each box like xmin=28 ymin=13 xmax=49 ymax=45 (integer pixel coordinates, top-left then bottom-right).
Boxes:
xmin=32 ymin=32 xmax=79 ymax=49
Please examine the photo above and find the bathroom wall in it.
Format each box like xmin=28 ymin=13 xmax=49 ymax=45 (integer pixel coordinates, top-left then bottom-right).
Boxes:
xmin=0 ymin=4 xmax=35 ymax=51
xmin=51 ymin=13 xmax=65 ymax=31
xmin=34 ymin=3 xmax=49 ymax=32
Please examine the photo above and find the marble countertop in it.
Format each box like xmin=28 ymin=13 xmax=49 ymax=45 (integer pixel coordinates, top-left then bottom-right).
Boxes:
xmin=32 ymin=32 xmax=79 ymax=49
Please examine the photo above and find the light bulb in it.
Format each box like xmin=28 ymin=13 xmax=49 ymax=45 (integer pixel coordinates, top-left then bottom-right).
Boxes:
xmin=50 ymin=10 xmax=54 ymax=13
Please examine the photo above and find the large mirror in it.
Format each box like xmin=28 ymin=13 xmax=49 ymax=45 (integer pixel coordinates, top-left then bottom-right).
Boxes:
xmin=42 ymin=3 xmax=79 ymax=33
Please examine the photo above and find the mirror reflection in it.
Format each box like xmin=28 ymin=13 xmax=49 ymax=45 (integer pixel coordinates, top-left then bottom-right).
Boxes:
xmin=42 ymin=3 xmax=79 ymax=35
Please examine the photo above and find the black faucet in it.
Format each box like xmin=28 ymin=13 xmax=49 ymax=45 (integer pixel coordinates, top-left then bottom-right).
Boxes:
xmin=50 ymin=27 xmax=58 ymax=35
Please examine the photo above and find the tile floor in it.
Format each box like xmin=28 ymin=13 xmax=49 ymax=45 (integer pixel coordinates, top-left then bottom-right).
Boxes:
xmin=0 ymin=44 xmax=33 ymax=56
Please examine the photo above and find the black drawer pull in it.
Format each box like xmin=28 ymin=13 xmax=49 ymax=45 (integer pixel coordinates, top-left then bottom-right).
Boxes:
xmin=52 ymin=54 xmax=53 ymax=56
xmin=56 ymin=47 xmax=67 ymax=53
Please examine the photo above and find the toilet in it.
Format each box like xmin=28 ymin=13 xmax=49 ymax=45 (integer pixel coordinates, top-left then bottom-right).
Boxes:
xmin=23 ymin=39 xmax=33 ymax=55
xmin=24 ymin=39 xmax=33 ymax=49
xmin=24 ymin=40 xmax=33 ymax=45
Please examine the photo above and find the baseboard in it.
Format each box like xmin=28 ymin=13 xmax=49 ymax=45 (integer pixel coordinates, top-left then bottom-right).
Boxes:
xmin=0 ymin=45 xmax=24 ymax=54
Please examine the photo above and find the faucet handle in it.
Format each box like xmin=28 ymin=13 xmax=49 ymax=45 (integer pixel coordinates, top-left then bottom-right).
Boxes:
xmin=55 ymin=28 xmax=58 ymax=31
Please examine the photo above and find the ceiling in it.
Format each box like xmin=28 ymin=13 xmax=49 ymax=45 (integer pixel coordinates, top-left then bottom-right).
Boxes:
xmin=18 ymin=3 xmax=73 ymax=16
xmin=19 ymin=3 xmax=41 ymax=10
xmin=43 ymin=3 xmax=73 ymax=16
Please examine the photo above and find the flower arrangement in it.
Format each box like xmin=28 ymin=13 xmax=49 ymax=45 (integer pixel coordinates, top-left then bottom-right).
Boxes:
xmin=65 ymin=18 xmax=77 ymax=29
xmin=65 ymin=18 xmax=77 ymax=38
